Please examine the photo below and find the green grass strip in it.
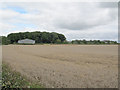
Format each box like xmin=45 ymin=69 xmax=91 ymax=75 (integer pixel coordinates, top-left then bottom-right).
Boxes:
xmin=2 ymin=63 xmax=43 ymax=89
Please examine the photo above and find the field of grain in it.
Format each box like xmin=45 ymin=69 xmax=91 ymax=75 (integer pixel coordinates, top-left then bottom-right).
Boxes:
xmin=2 ymin=45 xmax=118 ymax=88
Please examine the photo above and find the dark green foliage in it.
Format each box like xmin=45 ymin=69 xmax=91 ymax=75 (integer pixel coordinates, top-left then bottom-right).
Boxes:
xmin=71 ymin=40 xmax=118 ymax=45
xmin=2 ymin=63 xmax=43 ymax=88
xmin=7 ymin=31 xmax=66 ymax=44
xmin=58 ymin=34 xmax=66 ymax=42
xmin=1 ymin=36 xmax=10 ymax=45
xmin=0 ymin=36 xmax=1 ymax=44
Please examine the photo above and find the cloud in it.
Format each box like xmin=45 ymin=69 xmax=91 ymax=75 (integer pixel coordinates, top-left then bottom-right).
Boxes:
xmin=53 ymin=3 xmax=117 ymax=30
xmin=0 ymin=2 xmax=118 ymax=41
xmin=0 ymin=23 xmax=16 ymax=36
xmin=98 ymin=2 xmax=118 ymax=8
xmin=65 ymin=23 xmax=118 ymax=41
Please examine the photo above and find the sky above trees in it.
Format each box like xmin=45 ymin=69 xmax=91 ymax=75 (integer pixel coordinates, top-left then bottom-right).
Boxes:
xmin=0 ymin=1 xmax=118 ymax=41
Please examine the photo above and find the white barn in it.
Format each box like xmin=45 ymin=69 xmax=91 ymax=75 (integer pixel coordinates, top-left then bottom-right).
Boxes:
xmin=18 ymin=39 xmax=35 ymax=44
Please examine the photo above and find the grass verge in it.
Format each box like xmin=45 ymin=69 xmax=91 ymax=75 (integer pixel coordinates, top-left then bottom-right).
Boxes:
xmin=2 ymin=63 xmax=43 ymax=89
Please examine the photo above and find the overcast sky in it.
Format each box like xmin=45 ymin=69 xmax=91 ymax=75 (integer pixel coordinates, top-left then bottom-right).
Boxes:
xmin=0 ymin=2 xmax=118 ymax=41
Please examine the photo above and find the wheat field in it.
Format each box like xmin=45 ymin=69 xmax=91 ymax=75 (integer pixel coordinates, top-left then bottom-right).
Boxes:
xmin=2 ymin=45 xmax=118 ymax=88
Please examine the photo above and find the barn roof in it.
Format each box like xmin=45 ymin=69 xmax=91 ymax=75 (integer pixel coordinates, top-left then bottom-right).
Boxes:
xmin=18 ymin=39 xmax=35 ymax=44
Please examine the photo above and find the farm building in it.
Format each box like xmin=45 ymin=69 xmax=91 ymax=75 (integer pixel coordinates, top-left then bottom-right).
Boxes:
xmin=18 ymin=39 xmax=35 ymax=44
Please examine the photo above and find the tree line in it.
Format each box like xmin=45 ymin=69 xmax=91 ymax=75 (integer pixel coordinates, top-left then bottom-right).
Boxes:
xmin=1 ymin=31 xmax=66 ymax=45
xmin=71 ymin=40 xmax=117 ymax=44
xmin=0 ymin=31 xmax=118 ymax=45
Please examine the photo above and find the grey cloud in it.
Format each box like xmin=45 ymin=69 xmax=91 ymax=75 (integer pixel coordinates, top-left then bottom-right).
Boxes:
xmin=0 ymin=2 xmax=118 ymax=41
xmin=99 ymin=2 xmax=118 ymax=8
xmin=54 ymin=7 xmax=117 ymax=30
xmin=55 ymin=21 xmax=101 ymax=30
xmin=65 ymin=29 xmax=118 ymax=41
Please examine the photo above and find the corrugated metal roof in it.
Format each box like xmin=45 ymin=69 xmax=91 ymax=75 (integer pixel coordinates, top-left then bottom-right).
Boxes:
xmin=18 ymin=39 xmax=35 ymax=44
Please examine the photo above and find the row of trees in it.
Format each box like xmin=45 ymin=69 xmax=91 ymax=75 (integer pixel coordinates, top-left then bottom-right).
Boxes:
xmin=0 ymin=31 xmax=118 ymax=45
xmin=5 ymin=31 xmax=66 ymax=44
xmin=71 ymin=40 xmax=117 ymax=44
xmin=1 ymin=36 xmax=10 ymax=45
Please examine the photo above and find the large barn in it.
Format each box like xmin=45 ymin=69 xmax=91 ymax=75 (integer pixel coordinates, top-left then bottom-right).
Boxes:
xmin=18 ymin=39 xmax=35 ymax=44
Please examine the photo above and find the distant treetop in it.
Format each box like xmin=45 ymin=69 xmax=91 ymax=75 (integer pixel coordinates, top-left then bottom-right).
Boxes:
xmin=7 ymin=31 xmax=66 ymax=44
